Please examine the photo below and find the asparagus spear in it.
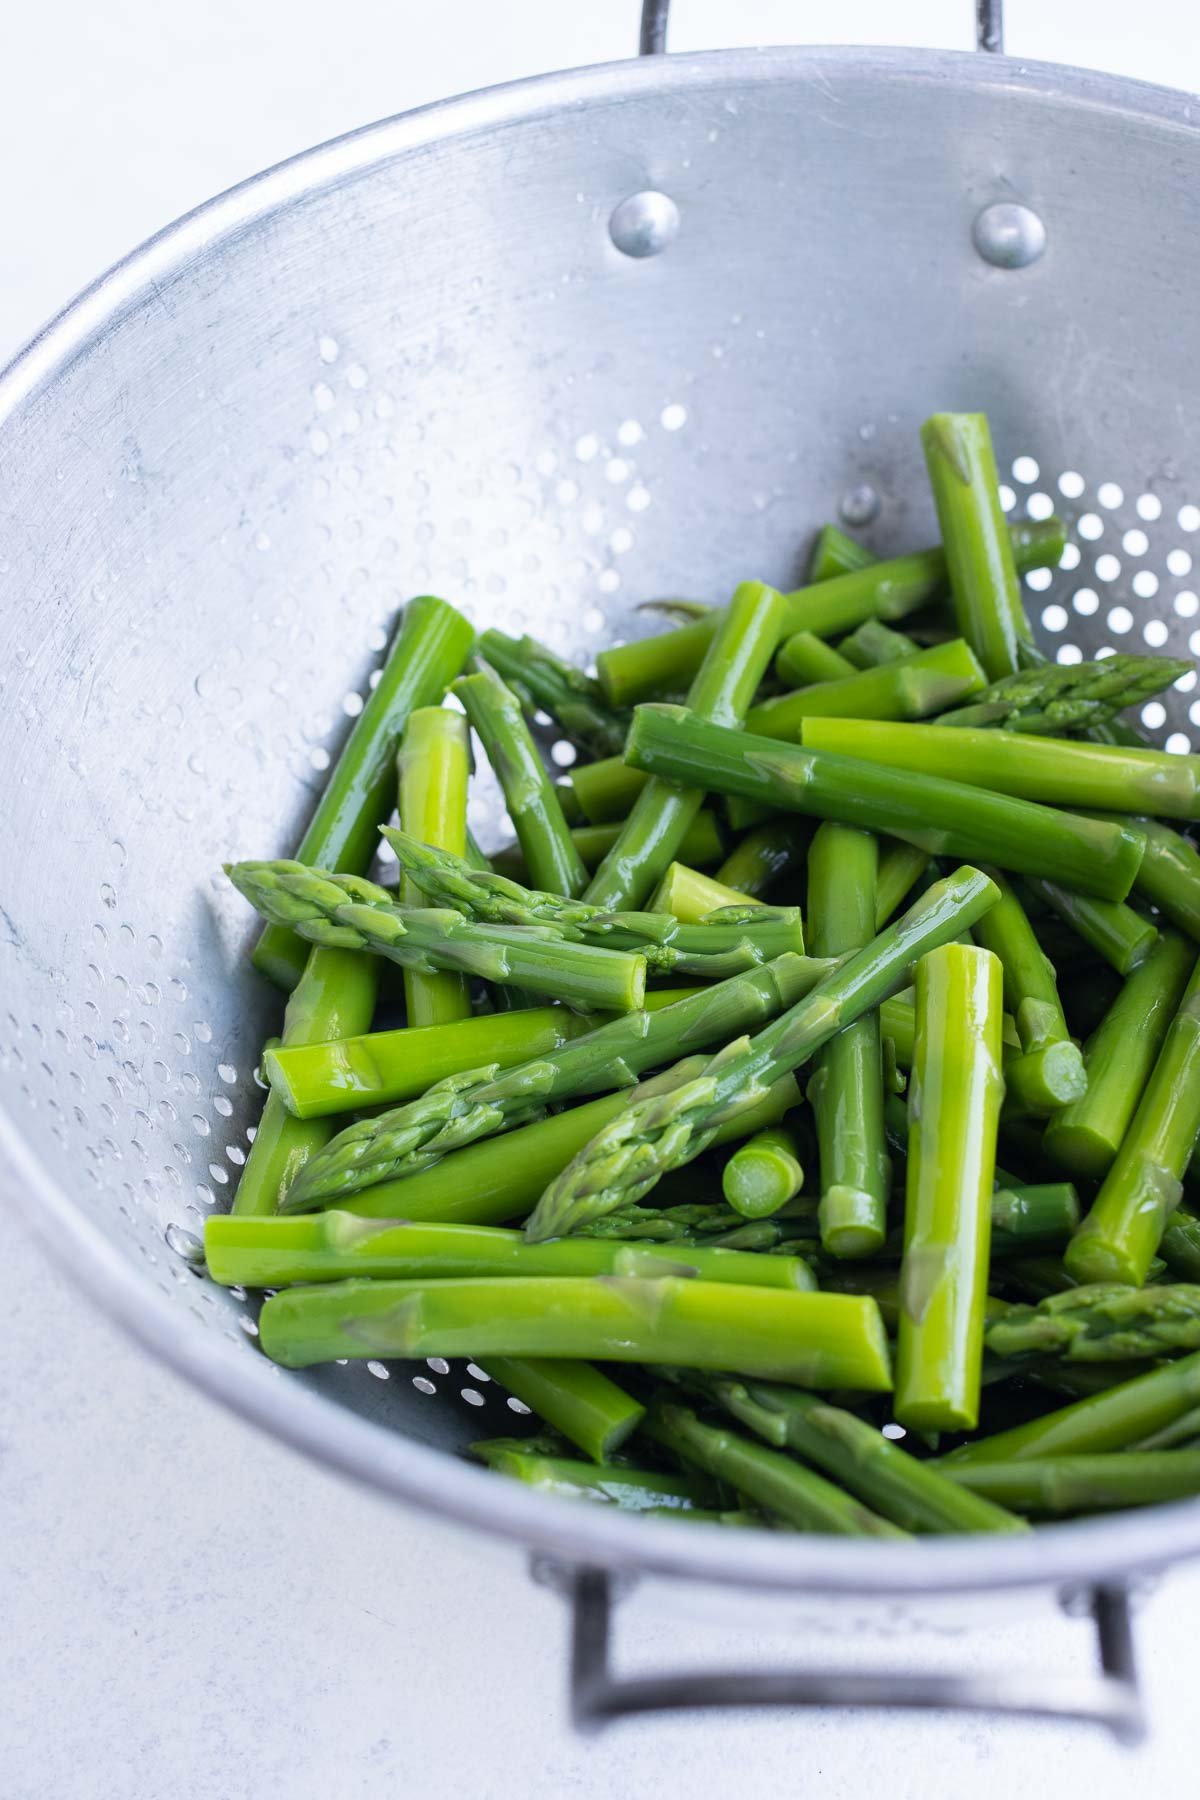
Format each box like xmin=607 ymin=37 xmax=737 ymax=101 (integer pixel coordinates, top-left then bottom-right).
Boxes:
xmin=721 ymin=1127 xmax=805 ymax=1219
xmin=524 ymin=865 xmax=1000 ymax=1241
xmin=642 ymin=1402 xmax=906 ymax=1535
xmin=747 ymin=641 xmax=986 ymax=741
xmin=454 ymin=661 xmax=589 ymax=897
xmin=717 ymin=819 xmax=810 ymax=899
xmin=1043 ymin=930 xmax=1195 ymax=1179
xmin=1022 ymin=876 xmax=1157 ymax=978
xmin=1130 ymin=1404 xmax=1200 ymax=1451
xmin=625 ymin=705 xmax=1144 ymax=901
xmin=1123 ymin=815 xmax=1200 ymax=942
xmin=807 ymin=524 xmax=877 ymax=582
xmin=204 ymin=1212 xmax=819 ymax=1292
xmin=775 ymin=632 xmax=856 ymax=688
xmin=1161 ymin=1207 xmax=1200 ymax=1282
xmin=595 ymin=518 xmax=1065 ymax=707
xmin=258 ymin=1275 xmax=894 ymax=1385
xmin=253 ymin=595 xmax=475 ymax=990
xmin=971 ymin=869 xmax=1086 ymax=1117
xmin=875 ymin=841 xmax=933 ymax=929
xmin=895 ymin=944 xmax=1004 ymax=1432
xmin=225 ymin=862 xmax=647 ymax=1014
xmin=397 ymin=706 xmax=473 ymax=1027
xmin=231 ymin=947 xmax=379 ymax=1216
xmin=942 ymin=1452 xmax=1200 ymax=1515
xmin=648 ymin=862 xmax=757 ymax=922
xmin=585 ymin=580 xmax=785 ymax=908
xmin=799 ymin=717 xmax=1200 ymax=820
xmin=921 ymin=413 xmax=1032 ymax=680
xmin=477 ymin=628 xmax=631 ymax=759
xmin=569 ymin=756 xmax=649 ymax=823
xmin=1064 ymin=951 xmax=1200 ymax=1285
xmin=472 ymin=1439 xmax=718 ymax=1511
xmin=939 ymin=655 xmax=1190 ymax=734
xmin=984 ymin=1282 xmax=1200 ymax=1362
xmin=838 ymin=620 xmax=921 ymax=669
xmin=491 ymin=811 xmax=725 ymax=883
xmin=282 ymin=952 xmax=829 ymax=1207
xmin=478 ymin=1361 xmax=645 ymax=1462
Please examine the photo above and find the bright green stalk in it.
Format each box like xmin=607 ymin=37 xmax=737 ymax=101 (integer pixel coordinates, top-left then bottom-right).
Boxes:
xmin=971 ymin=869 xmax=1086 ymax=1118
xmin=838 ymin=620 xmax=921 ymax=669
xmin=799 ymin=716 xmax=1200 ymax=820
xmin=775 ymin=631 xmax=856 ymax=688
xmin=472 ymin=1440 xmax=718 ymax=1511
xmin=943 ymin=1452 xmax=1200 ymax=1515
xmin=921 ymin=412 xmax=1032 ymax=680
xmin=875 ymin=841 xmax=933 ymax=929
xmin=988 ymin=1182 xmax=1082 ymax=1255
xmin=595 ymin=518 xmax=1065 ymax=707
xmin=807 ymin=523 xmax=877 ymax=582
xmin=1161 ymin=1207 xmax=1200 ymax=1282
xmin=717 ymin=819 xmax=810 ymax=899
xmin=807 ymin=822 xmax=889 ymax=1258
xmin=232 ymin=947 xmax=379 ymax=1217
xmin=226 ymin=861 xmax=647 ymax=1014
xmin=626 ymin=705 xmax=1144 ymax=902
xmin=1043 ymin=930 xmax=1195 ymax=1180
xmin=940 ymin=655 xmax=1190 ymax=734
xmin=1065 ymin=952 xmax=1200 ymax=1285
xmin=747 ymin=641 xmax=986 ymax=741
xmin=1131 ymin=1404 xmax=1200 ymax=1451
xmin=1022 ymin=876 xmax=1157 ymax=978
xmin=477 ymin=628 xmax=631 ymax=759
xmin=721 ymin=1127 xmax=805 ymax=1219
xmin=454 ymin=661 xmax=588 ymax=897
xmin=524 ymin=865 xmax=1000 ymax=1241
xmin=585 ymin=581 xmax=786 ymax=909
xmin=283 ymin=953 xmax=828 ymax=1207
xmin=649 ymin=862 xmax=758 ymax=922
xmin=1124 ymin=814 xmax=1200 ymax=941
xmin=643 ymin=1403 xmax=905 ymax=1535
xmin=569 ymin=757 xmax=649 ymax=824
xmin=984 ymin=1282 xmax=1200 ymax=1363
xmin=258 ymin=1275 xmax=894 ymax=1385
xmin=397 ymin=706 xmax=472 ymax=1027
xmin=253 ymin=595 xmax=475 ymax=990
xmin=477 ymin=1362 xmax=644 ymax=1462
xmin=491 ymin=811 xmax=724 ymax=882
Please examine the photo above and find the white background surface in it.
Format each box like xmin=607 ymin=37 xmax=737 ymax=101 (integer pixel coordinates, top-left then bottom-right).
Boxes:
xmin=3 ymin=4 xmax=1200 ymax=1795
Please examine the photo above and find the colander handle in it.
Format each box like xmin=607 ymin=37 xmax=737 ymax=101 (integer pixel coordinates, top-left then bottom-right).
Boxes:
xmin=640 ymin=0 xmax=1005 ymax=56
xmin=564 ymin=1567 xmax=1145 ymax=1740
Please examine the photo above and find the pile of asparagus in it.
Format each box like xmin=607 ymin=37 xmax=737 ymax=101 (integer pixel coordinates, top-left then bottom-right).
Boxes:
xmin=210 ymin=410 xmax=1200 ymax=1535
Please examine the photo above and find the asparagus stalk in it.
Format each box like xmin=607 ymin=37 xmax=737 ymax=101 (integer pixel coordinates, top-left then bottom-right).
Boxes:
xmin=648 ymin=862 xmax=758 ymax=922
xmin=258 ymin=1275 xmax=894 ymax=1385
xmin=1161 ymin=1207 xmax=1200 ymax=1282
xmin=1022 ymin=876 xmax=1157 ymax=978
xmin=989 ymin=1182 xmax=1082 ymax=1255
xmin=799 ymin=716 xmax=1200 ymax=820
xmin=748 ymin=641 xmax=986 ymax=741
xmin=942 ymin=1452 xmax=1200 ymax=1515
xmin=478 ymin=1361 xmax=645 ymax=1462
xmin=569 ymin=756 xmax=649 ymax=824
xmin=454 ymin=661 xmax=589 ymax=897
xmin=775 ymin=632 xmax=856 ymax=688
xmin=491 ymin=811 xmax=725 ymax=883
xmin=838 ymin=620 xmax=921 ymax=669
xmin=397 ymin=706 xmax=473 ymax=1027
xmin=971 ymin=869 xmax=1086 ymax=1117
xmin=253 ymin=595 xmax=475 ymax=989
xmin=895 ymin=944 xmax=1004 ymax=1432
xmin=477 ymin=628 xmax=631 ymax=759
xmin=585 ymin=580 xmax=785 ymax=908
xmin=1131 ymin=1404 xmax=1200 ymax=1451
xmin=282 ymin=952 xmax=829 ymax=1207
xmin=717 ymin=819 xmax=810 ymax=899
xmin=721 ymin=1127 xmax=805 ymax=1219
xmin=939 ymin=655 xmax=1190 ymax=734
xmin=921 ymin=412 xmax=1032 ymax=680
xmin=1064 ymin=951 xmax=1200 ymax=1285
xmin=875 ymin=841 xmax=933 ymax=929
xmin=472 ymin=1439 xmax=718 ymax=1511
xmin=984 ymin=1282 xmax=1200 ymax=1363
xmin=625 ymin=705 xmax=1144 ymax=902
xmin=807 ymin=524 xmax=877 ymax=582
xmin=524 ymin=865 xmax=1000 ymax=1241
xmin=1043 ymin=930 xmax=1196 ymax=1180
xmin=595 ymin=518 xmax=1065 ymax=707
xmin=204 ymin=1212 xmax=819 ymax=1292
xmin=1123 ymin=815 xmax=1200 ymax=941
xmin=642 ymin=1402 xmax=906 ymax=1535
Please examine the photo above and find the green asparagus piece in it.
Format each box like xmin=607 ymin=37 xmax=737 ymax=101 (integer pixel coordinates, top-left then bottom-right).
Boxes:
xmin=807 ymin=523 xmax=877 ymax=582
xmin=594 ymin=519 xmax=1065 ymax=707
xmin=226 ymin=861 xmax=648 ymax=1014
xmin=1022 ymin=876 xmax=1157 ymax=978
xmin=1043 ymin=930 xmax=1196 ymax=1180
xmin=454 ymin=661 xmax=589 ymax=897
xmin=989 ymin=1182 xmax=1082 ymax=1255
xmin=258 ymin=1274 xmax=893 ymax=1385
xmin=649 ymin=862 xmax=758 ymax=922
xmin=625 ymin=705 xmax=1144 ymax=901
xmin=747 ymin=641 xmax=987 ymax=742
xmin=643 ymin=1403 xmax=906 ymax=1535
xmin=800 ymin=716 xmax=1200 ymax=820
xmin=232 ymin=947 xmax=379 ymax=1217
xmin=253 ymin=595 xmax=475 ymax=990
xmin=775 ymin=632 xmax=856 ymax=688
xmin=397 ymin=706 xmax=473 ymax=1027
xmin=524 ymin=865 xmax=1000 ymax=1241
xmin=942 ymin=1451 xmax=1200 ymax=1515
xmin=569 ymin=756 xmax=649 ymax=824
xmin=971 ymin=869 xmax=1086 ymax=1118
xmin=921 ymin=413 xmax=1032 ymax=680
xmin=477 ymin=628 xmax=631 ymax=759
xmin=717 ymin=819 xmax=810 ymax=899
xmin=939 ymin=655 xmax=1191 ymax=734
xmin=472 ymin=1440 xmax=718 ymax=1511
xmin=478 ymin=1361 xmax=645 ymax=1462
xmin=491 ymin=811 xmax=725 ymax=883
xmin=838 ymin=619 xmax=921 ymax=669
xmin=721 ymin=1127 xmax=805 ymax=1219
xmin=1161 ymin=1207 xmax=1200 ymax=1282
xmin=1065 ymin=952 xmax=1200 ymax=1285
xmin=1122 ymin=815 xmax=1200 ymax=942
xmin=984 ymin=1282 xmax=1200 ymax=1362
xmin=807 ymin=822 xmax=890 ymax=1258
xmin=585 ymin=580 xmax=785 ymax=909
xmin=895 ymin=944 xmax=1004 ymax=1432
xmin=282 ymin=952 xmax=829 ymax=1207
xmin=1130 ymin=1404 xmax=1200 ymax=1451
xmin=875 ymin=841 xmax=933 ymax=929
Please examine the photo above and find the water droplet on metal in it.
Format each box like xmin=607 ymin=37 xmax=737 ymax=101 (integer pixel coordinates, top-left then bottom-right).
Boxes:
xmin=609 ymin=191 xmax=680 ymax=259
xmin=840 ymin=484 xmax=880 ymax=527
xmin=972 ymin=201 xmax=1047 ymax=270
xmin=164 ymin=1222 xmax=204 ymax=1266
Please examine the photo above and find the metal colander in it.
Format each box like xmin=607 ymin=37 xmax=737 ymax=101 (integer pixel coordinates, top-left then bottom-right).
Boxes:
xmin=3 ymin=3 xmax=1200 ymax=1737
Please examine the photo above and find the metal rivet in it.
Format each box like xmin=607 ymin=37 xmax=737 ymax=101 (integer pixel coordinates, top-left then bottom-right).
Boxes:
xmin=840 ymin=484 xmax=881 ymax=527
xmin=972 ymin=201 xmax=1047 ymax=270
xmin=609 ymin=191 xmax=680 ymax=259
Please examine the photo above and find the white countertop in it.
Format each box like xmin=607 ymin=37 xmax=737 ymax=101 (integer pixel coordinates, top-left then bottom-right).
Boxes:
xmin=3 ymin=5 xmax=1199 ymax=1794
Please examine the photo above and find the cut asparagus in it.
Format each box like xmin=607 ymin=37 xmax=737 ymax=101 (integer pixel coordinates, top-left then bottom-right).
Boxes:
xmin=477 ymin=628 xmax=631 ymax=759
xmin=939 ymin=655 xmax=1190 ymax=734
xmin=895 ymin=943 xmax=1004 ymax=1432
xmin=775 ymin=632 xmax=856 ymax=688
xmin=838 ymin=619 xmax=921 ymax=669
xmin=985 ymin=1282 xmax=1200 ymax=1362
xmin=625 ymin=705 xmax=1144 ymax=901
xmin=472 ymin=1440 xmax=718 ymax=1511
xmin=478 ymin=1361 xmax=645 ymax=1462
xmin=921 ymin=412 xmax=1032 ymax=680
xmin=747 ymin=640 xmax=986 ymax=741
xmin=875 ymin=841 xmax=933 ymax=929
xmin=717 ymin=819 xmax=810 ymax=899
xmin=971 ymin=869 xmax=1086 ymax=1118
xmin=524 ymin=865 xmax=1000 ymax=1241
xmin=1122 ymin=814 xmax=1200 ymax=942
xmin=1161 ymin=1207 xmax=1200 ymax=1282
xmin=1022 ymin=876 xmax=1157 ymax=978
xmin=491 ymin=811 xmax=725 ymax=883
xmin=648 ymin=862 xmax=758 ymax=922
xmin=253 ymin=594 xmax=475 ymax=990
xmin=942 ymin=1452 xmax=1200 ymax=1515
xmin=721 ymin=1127 xmax=805 ymax=1219
xmin=397 ymin=706 xmax=473 ymax=1027
xmin=807 ymin=523 xmax=877 ymax=582
xmin=569 ymin=756 xmax=649 ymax=824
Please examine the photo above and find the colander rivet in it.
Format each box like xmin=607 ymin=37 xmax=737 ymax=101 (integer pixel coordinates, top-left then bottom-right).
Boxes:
xmin=164 ymin=1222 xmax=204 ymax=1267
xmin=972 ymin=201 xmax=1047 ymax=270
xmin=840 ymin=484 xmax=880 ymax=527
xmin=609 ymin=191 xmax=680 ymax=259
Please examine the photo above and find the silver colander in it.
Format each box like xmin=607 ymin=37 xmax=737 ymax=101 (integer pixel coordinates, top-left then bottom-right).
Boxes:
xmin=3 ymin=1 xmax=1200 ymax=1739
